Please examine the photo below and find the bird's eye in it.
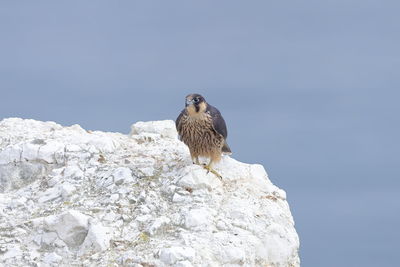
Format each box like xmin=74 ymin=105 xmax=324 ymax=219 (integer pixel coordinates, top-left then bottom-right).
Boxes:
xmin=194 ymin=98 xmax=199 ymax=103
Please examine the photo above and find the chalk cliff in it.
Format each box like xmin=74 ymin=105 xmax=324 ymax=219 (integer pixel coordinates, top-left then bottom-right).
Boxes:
xmin=0 ymin=118 xmax=299 ymax=266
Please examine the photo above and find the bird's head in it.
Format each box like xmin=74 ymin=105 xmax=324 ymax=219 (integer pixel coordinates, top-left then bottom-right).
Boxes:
xmin=185 ymin=93 xmax=207 ymax=115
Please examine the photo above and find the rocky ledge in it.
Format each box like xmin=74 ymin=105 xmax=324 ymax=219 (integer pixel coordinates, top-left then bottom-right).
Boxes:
xmin=0 ymin=118 xmax=299 ymax=266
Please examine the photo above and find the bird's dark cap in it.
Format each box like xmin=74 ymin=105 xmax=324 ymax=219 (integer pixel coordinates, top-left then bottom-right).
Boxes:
xmin=186 ymin=93 xmax=205 ymax=100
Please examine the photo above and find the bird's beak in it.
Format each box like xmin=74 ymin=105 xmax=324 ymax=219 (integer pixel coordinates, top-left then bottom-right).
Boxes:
xmin=185 ymin=99 xmax=194 ymax=106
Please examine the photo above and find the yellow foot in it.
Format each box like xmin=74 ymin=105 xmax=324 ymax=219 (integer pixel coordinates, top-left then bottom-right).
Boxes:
xmin=203 ymin=165 xmax=222 ymax=180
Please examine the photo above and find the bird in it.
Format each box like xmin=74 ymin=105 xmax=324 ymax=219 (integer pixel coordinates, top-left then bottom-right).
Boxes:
xmin=176 ymin=93 xmax=231 ymax=179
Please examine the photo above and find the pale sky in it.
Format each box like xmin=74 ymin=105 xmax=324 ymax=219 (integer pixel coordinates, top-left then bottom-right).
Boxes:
xmin=1 ymin=1 xmax=399 ymax=266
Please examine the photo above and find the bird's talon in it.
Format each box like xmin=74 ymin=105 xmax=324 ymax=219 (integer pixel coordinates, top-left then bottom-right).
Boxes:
xmin=203 ymin=165 xmax=222 ymax=180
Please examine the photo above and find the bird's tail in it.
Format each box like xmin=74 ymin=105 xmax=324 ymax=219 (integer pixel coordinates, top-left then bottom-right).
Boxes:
xmin=222 ymin=141 xmax=232 ymax=155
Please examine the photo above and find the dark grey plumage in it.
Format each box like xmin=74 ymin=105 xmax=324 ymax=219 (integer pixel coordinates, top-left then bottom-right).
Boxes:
xmin=206 ymin=104 xmax=230 ymax=152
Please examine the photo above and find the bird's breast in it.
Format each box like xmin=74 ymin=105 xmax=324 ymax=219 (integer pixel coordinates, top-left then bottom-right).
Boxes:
xmin=181 ymin=113 xmax=213 ymax=138
xmin=179 ymin=113 xmax=223 ymax=155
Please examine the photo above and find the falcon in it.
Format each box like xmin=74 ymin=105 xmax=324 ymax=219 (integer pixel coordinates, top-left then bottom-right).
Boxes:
xmin=176 ymin=93 xmax=231 ymax=178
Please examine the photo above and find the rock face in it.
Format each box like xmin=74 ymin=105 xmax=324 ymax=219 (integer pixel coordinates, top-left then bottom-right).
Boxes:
xmin=0 ymin=118 xmax=300 ymax=266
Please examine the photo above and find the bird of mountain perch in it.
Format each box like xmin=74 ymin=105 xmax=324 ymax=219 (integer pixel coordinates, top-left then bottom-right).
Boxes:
xmin=176 ymin=93 xmax=231 ymax=179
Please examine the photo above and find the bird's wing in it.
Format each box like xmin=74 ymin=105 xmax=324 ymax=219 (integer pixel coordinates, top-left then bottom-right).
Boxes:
xmin=206 ymin=104 xmax=228 ymax=139
xmin=175 ymin=109 xmax=186 ymax=139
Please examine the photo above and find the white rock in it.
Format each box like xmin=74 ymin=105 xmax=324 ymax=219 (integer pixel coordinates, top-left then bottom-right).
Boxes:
xmin=172 ymin=193 xmax=188 ymax=203
xmin=110 ymin=193 xmax=119 ymax=202
xmin=140 ymin=205 xmax=151 ymax=214
xmin=0 ymin=144 xmax=22 ymax=164
xmin=0 ymin=118 xmax=299 ymax=266
xmin=159 ymin=247 xmax=196 ymax=265
xmin=37 ymin=141 xmax=65 ymax=163
xmin=102 ymin=210 xmax=120 ymax=222
xmin=112 ymin=167 xmax=135 ymax=185
xmin=260 ymin=223 xmax=299 ymax=263
xmin=184 ymin=208 xmax=211 ymax=229
xmin=41 ymin=232 xmax=58 ymax=246
xmin=136 ymin=214 xmax=152 ymax=223
xmin=130 ymin=120 xmax=177 ymax=139
xmin=138 ymin=166 xmax=155 ymax=177
xmin=97 ymin=173 xmax=114 ymax=188
xmin=147 ymin=216 xmax=171 ymax=236
xmin=32 ymin=234 xmax=42 ymax=246
xmin=177 ymin=165 xmax=221 ymax=190
xmin=65 ymin=144 xmax=82 ymax=152
xmin=216 ymin=220 xmax=229 ymax=230
xmin=2 ymin=244 xmax=22 ymax=260
xmin=60 ymin=183 xmax=76 ymax=199
xmin=44 ymin=210 xmax=89 ymax=247
xmin=31 ymin=217 xmax=45 ymax=228
xmin=79 ymin=222 xmax=111 ymax=255
xmin=43 ymin=252 xmax=62 ymax=264
xmin=8 ymin=196 xmax=27 ymax=208
xmin=119 ymin=252 xmax=142 ymax=266
xmin=175 ymin=260 xmax=194 ymax=267
xmin=54 ymin=238 xmax=67 ymax=248
xmin=21 ymin=142 xmax=39 ymax=161
xmin=217 ymin=245 xmax=246 ymax=264
xmin=138 ymin=191 xmax=146 ymax=202
xmin=82 ymin=133 xmax=119 ymax=153
xmin=38 ymin=187 xmax=61 ymax=203
xmin=63 ymin=165 xmax=84 ymax=180
xmin=47 ymin=174 xmax=62 ymax=187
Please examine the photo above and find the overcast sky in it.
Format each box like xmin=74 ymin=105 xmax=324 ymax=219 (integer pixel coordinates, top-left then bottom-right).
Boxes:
xmin=1 ymin=1 xmax=399 ymax=266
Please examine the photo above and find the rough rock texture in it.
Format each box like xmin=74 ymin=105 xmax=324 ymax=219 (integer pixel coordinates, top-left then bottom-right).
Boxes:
xmin=0 ymin=118 xmax=300 ymax=266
